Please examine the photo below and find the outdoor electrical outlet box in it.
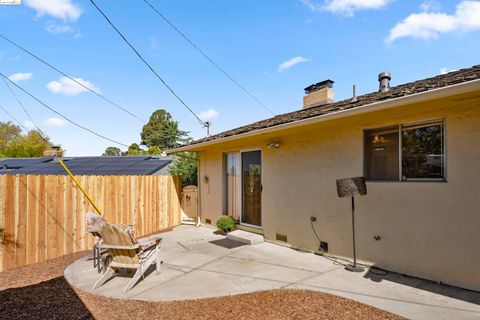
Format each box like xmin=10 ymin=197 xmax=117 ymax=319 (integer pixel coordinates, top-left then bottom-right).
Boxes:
xmin=319 ymin=241 xmax=328 ymax=253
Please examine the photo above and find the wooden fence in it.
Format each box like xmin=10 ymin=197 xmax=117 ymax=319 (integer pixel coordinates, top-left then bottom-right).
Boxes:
xmin=0 ymin=174 xmax=182 ymax=272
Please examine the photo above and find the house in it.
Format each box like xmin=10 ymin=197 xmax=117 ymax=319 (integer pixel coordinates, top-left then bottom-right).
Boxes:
xmin=0 ymin=156 xmax=172 ymax=176
xmin=168 ymin=65 xmax=480 ymax=292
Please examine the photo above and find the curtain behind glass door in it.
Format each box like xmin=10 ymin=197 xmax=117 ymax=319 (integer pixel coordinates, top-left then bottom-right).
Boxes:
xmin=242 ymin=151 xmax=261 ymax=226
xmin=225 ymin=153 xmax=241 ymax=221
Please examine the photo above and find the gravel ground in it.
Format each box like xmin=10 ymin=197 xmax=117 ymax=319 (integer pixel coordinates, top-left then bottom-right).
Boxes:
xmin=0 ymin=253 xmax=403 ymax=320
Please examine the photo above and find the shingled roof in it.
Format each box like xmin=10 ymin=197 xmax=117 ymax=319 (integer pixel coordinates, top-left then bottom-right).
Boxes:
xmin=183 ymin=64 xmax=480 ymax=148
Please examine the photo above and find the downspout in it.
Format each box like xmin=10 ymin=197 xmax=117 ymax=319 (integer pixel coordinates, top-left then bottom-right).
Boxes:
xmin=172 ymin=152 xmax=203 ymax=227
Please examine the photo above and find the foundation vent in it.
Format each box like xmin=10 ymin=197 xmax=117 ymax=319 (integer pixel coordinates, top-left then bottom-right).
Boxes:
xmin=276 ymin=233 xmax=288 ymax=242
xmin=205 ymin=218 xmax=211 ymax=224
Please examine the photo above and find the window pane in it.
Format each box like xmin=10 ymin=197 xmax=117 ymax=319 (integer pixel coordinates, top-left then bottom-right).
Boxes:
xmin=365 ymin=127 xmax=399 ymax=180
xmin=402 ymin=123 xmax=444 ymax=179
xmin=224 ymin=153 xmax=241 ymax=221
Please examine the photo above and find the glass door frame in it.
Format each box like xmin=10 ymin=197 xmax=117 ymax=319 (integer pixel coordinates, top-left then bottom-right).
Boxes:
xmin=239 ymin=148 xmax=262 ymax=228
xmin=223 ymin=148 xmax=263 ymax=228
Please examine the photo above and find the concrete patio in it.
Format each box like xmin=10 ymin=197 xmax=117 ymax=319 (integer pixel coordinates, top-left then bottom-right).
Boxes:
xmin=65 ymin=225 xmax=480 ymax=320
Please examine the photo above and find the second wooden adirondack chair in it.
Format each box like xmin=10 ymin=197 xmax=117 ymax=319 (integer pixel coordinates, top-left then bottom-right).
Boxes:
xmin=93 ymin=223 xmax=162 ymax=293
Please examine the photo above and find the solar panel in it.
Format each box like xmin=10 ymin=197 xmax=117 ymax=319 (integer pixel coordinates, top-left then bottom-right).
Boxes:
xmin=0 ymin=156 xmax=171 ymax=175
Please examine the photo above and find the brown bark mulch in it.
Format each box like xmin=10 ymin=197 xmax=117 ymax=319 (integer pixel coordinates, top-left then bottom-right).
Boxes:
xmin=0 ymin=253 xmax=403 ymax=320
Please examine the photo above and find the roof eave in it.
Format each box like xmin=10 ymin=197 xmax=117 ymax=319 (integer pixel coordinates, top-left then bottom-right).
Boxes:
xmin=167 ymin=78 xmax=480 ymax=154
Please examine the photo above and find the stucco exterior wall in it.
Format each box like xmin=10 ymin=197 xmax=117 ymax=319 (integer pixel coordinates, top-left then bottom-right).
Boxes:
xmin=197 ymin=92 xmax=480 ymax=291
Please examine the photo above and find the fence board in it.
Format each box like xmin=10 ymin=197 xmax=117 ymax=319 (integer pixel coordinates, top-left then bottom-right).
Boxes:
xmin=0 ymin=175 xmax=182 ymax=272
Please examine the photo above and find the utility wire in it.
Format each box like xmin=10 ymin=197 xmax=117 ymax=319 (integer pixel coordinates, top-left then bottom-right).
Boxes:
xmin=0 ymin=103 xmax=29 ymax=132
xmin=0 ymin=73 xmax=130 ymax=148
xmin=0 ymin=33 xmax=146 ymax=123
xmin=2 ymin=77 xmax=44 ymax=135
xmin=143 ymin=0 xmax=275 ymax=116
xmin=89 ymin=0 xmax=206 ymax=126
xmin=2 ymin=77 xmax=52 ymax=145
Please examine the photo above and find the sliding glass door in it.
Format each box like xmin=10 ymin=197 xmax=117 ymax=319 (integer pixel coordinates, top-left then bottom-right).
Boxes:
xmin=224 ymin=150 xmax=262 ymax=227
xmin=241 ymin=151 xmax=262 ymax=226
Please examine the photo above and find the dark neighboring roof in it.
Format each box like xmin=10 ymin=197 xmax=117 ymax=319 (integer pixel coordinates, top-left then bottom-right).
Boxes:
xmin=0 ymin=156 xmax=172 ymax=175
xmin=179 ymin=64 xmax=480 ymax=149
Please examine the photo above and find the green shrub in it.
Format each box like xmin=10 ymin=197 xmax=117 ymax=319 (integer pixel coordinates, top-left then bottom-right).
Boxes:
xmin=216 ymin=216 xmax=236 ymax=234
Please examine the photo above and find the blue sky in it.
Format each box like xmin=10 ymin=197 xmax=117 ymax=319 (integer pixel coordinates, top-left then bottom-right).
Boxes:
xmin=0 ymin=0 xmax=479 ymax=156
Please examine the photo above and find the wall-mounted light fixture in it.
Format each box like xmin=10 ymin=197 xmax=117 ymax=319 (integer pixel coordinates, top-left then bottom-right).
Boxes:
xmin=267 ymin=143 xmax=280 ymax=149
xmin=204 ymin=175 xmax=209 ymax=183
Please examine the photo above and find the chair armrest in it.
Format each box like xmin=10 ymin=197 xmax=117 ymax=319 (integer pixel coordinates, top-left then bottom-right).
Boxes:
xmin=138 ymin=237 xmax=163 ymax=247
xmin=99 ymin=244 xmax=140 ymax=250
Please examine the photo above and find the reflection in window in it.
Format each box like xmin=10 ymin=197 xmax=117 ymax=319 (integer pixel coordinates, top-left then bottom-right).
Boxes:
xmin=364 ymin=121 xmax=445 ymax=181
xmin=365 ymin=127 xmax=399 ymax=180
xmin=402 ymin=123 xmax=444 ymax=179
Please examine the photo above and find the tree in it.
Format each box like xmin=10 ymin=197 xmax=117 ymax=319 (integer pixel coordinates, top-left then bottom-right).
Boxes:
xmin=0 ymin=121 xmax=22 ymax=154
xmin=0 ymin=122 xmax=52 ymax=158
xmin=141 ymin=109 xmax=189 ymax=151
xmin=122 ymin=143 xmax=149 ymax=156
xmin=102 ymin=146 xmax=122 ymax=156
xmin=168 ymin=152 xmax=198 ymax=186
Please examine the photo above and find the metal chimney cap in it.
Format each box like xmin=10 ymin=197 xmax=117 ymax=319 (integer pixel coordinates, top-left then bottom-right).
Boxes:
xmin=378 ymin=72 xmax=391 ymax=80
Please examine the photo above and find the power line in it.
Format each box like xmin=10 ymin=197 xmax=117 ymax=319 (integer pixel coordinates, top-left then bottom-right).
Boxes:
xmin=2 ymin=77 xmax=52 ymax=145
xmin=2 ymin=77 xmax=44 ymax=135
xmin=89 ymin=0 xmax=206 ymax=126
xmin=142 ymin=0 xmax=275 ymax=116
xmin=0 ymin=103 xmax=29 ymax=132
xmin=0 ymin=73 xmax=130 ymax=148
xmin=0 ymin=33 xmax=146 ymax=123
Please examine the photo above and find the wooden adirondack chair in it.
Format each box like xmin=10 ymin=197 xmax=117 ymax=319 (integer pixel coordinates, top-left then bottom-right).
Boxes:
xmin=93 ymin=223 xmax=162 ymax=293
xmin=85 ymin=212 xmax=135 ymax=273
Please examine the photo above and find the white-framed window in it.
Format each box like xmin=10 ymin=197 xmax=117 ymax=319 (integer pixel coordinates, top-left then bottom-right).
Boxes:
xmin=364 ymin=120 xmax=445 ymax=181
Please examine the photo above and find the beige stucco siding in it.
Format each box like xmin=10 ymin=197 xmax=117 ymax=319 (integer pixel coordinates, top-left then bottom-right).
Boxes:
xmin=197 ymin=91 xmax=480 ymax=291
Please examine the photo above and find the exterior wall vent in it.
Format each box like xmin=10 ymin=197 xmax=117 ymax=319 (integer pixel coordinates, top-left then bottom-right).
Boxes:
xmin=276 ymin=233 xmax=288 ymax=242
xmin=205 ymin=218 xmax=212 ymax=224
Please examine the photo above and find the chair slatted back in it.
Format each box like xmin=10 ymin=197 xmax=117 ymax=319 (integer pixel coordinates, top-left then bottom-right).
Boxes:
xmin=99 ymin=224 xmax=139 ymax=265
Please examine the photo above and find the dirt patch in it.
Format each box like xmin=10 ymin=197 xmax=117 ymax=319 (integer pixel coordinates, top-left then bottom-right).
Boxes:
xmin=0 ymin=253 xmax=403 ymax=320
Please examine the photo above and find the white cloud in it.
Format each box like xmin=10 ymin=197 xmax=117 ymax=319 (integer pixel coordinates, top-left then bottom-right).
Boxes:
xmin=8 ymin=72 xmax=32 ymax=82
xmin=43 ymin=117 xmax=66 ymax=127
xmin=440 ymin=67 xmax=458 ymax=74
xmin=420 ymin=0 xmax=441 ymax=12
xmin=387 ymin=1 xmax=480 ymax=43
xmin=198 ymin=109 xmax=219 ymax=121
xmin=24 ymin=120 xmax=36 ymax=130
xmin=47 ymin=77 xmax=101 ymax=95
xmin=301 ymin=0 xmax=390 ymax=16
xmin=278 ymin=56 xmax=309 ymax=72
xmin=25 ymin=0 xmax=82 ymax=21
xmin=45 ymin=22 xmax=81 ymax=37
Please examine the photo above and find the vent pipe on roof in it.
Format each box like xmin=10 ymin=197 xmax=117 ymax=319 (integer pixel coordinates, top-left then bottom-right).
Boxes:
xmin=351 ymin=84 xmax=357 ymax=102
xmin=378 ymin=72 xmax=391 ymax=92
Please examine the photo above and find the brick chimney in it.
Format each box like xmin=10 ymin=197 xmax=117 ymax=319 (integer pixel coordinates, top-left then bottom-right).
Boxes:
xmin=303 ymin=80 xmax=334 ymax=109
xmin=43 ymin=145 xmax=63 ymax=157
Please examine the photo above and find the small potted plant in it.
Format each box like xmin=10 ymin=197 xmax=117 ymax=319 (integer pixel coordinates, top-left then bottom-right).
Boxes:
xmin=216 ymin=216 xmax=236 ymax=235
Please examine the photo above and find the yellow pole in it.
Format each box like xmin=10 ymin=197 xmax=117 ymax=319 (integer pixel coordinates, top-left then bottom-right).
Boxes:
xmin=59 ymin=160 xmax=103 ymax=216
